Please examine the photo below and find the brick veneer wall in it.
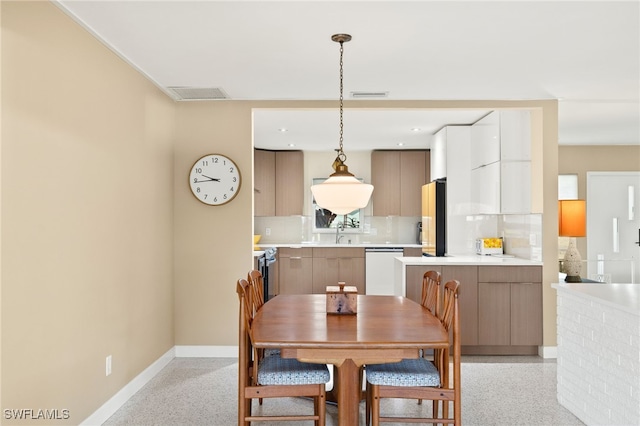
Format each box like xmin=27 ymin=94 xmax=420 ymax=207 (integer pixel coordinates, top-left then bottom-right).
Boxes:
xmin=556 ymin=289 xmax=640 ymax=425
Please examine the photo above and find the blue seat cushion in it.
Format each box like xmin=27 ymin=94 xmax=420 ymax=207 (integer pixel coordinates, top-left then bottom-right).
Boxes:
xmin=258 ymin=356 xmax=330 ymax=385
xmin=264 ymin=348 xmax=281 ymax=357
xmin=366 ymin=358 xmax=441 ymax=387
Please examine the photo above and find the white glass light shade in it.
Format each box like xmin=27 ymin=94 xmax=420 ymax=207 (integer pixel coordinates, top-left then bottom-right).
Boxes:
xmin=311 ymin=175 xmax=373 ymax=215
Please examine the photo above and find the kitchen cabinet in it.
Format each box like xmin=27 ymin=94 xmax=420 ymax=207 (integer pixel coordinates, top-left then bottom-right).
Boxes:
xmin=277 ymin=247 xmax=313 ymax=294
xmin=312 ymin=247 xmax=365 ymax=294
xmin=431 ymin=126 xmax=472 ymax=253
xmin=477 ymin=266 xmax=542 ymax=347
xmin=470 ymin=161 xmax=500 ymax=214
xmin=371 ymin=150 xmax=429 ymax=217
xmin=403 ymin=247 xmax=423 ymax=257
xmin=405 ymin=264 xmax=541 ymax=353
xmin=469 ymin=110 xmax=532 ymax=214
xmin=406 ymin=265 xmax=477 ymax=346
xmin=254 ymin=149 xmax=303 ymax=216
xmin=441 ymin=266 xmax=479 ymax=346
xmin=254 ymin=149 xmax=275 ymax=216
xmin=470 ymin=111 xmax=501 ymax=170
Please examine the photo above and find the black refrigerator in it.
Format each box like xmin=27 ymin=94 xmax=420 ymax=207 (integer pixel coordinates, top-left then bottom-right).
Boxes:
xmin=421 ymin=178 xmax=446 ymax=257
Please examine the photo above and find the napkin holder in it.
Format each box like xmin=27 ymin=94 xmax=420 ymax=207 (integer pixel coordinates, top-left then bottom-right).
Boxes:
xmin=326 ymin=282 xmax=357 ymax=315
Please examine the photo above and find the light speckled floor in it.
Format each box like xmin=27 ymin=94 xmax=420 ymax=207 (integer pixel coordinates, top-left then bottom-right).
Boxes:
xmin=103 ymin=356 xmax=584 ymax=426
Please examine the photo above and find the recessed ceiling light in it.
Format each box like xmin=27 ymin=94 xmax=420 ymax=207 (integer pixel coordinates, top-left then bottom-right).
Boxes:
xmin=288 ymin=143 xmax=296 ymax=147
xmin=397 ymin=142 xmax=404 ymax=146
xmin=278 ymin=128 xmax=288 ymax=132
xmin=411 ymin=128 xmax=421 ymax=132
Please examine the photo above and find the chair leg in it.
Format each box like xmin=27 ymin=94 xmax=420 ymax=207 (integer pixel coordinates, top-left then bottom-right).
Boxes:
xmin=318 ymin=392 xmax=326 ymax=426
xmin=370 ymin=385 xmax=380 ymax=426
xmin=365 ymin=382 xmax=370 ymax=426
xmin=432 ymin=399 xmax=440 ymax=426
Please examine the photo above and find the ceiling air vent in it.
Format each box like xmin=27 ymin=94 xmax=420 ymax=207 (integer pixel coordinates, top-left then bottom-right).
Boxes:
xmin=350 ymin=91 xmax=389 ymax=99
xmin=167 ymin=87 xmax=229 ymax=101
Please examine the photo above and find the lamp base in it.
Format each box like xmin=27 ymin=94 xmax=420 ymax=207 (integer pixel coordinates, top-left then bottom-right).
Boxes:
xmin=563 ymin=238 xmax=583 ymax=283
xmin=564 ymin=274 xmax=583 ymax=283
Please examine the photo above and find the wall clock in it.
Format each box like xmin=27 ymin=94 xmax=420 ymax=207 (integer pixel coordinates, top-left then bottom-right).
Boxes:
xmin=188 ymin=153 xmax=241 ymax=205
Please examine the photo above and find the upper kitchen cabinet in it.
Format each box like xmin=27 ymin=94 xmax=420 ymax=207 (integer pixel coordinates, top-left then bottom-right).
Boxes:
xmin=254 ymin=149 xmax=276 ymax=216
xmin=431 ymin=126 xmax=472 ymax=254
xmin=254 ymin=149 xmax=303 ymax=216
xmin=470 ymin=110 xmax=532 ymax=214
xmin=371 ymin=150 xmax=429 ymax=217
xmin=470 ymin=111 xmax=501 ymax=170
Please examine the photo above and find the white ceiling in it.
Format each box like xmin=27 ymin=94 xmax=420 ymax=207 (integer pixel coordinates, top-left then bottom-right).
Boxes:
xmin=54 ymin=1 xmax=639 ymax=151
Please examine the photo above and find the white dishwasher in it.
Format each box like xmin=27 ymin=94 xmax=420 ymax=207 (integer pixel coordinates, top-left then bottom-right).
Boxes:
xmin=365 ymin=247 xmax=404 ymax=295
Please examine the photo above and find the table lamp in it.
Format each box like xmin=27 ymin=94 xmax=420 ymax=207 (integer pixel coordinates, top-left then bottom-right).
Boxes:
xmin=559 ymin=200 xmax=586 ymax=282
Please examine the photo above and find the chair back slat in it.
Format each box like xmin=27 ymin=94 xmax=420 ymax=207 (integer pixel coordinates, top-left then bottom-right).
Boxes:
xmin=440 ymin=280 xmax=460 ymax=332
xmin=421 ymin=270 xmax=442 ymax=316
xmin=248 ymin=269 xmax=265 ymax=311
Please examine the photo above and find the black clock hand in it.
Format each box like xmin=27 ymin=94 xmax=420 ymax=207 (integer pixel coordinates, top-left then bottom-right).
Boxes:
xmin=201 ymin=174 xmax=220 ymax=182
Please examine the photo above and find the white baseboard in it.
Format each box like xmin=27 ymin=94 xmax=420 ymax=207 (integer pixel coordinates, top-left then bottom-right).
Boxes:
xmin=174 ymin=345 xmax=237 ymax=358
xmin=538 ymin=345 xmax=557 ymax=359
xmin=79 ymin=347 xmax=175 ymax=426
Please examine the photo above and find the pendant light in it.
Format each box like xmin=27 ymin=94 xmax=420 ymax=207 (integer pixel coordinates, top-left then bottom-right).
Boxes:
xmin=311 ymin=34 xmax=374 ymax=216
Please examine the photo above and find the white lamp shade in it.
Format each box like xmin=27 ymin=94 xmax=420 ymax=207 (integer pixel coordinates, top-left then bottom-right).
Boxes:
xmin=311 ymin=175 xmax=373 ymax=215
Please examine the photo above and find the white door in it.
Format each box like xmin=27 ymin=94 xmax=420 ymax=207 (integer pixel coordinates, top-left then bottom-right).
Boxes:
xmin=587 ymin=172 xmax=640 ymax=283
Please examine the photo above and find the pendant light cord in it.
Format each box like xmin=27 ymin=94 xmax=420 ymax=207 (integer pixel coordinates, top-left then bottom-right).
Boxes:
xmin=337 ymin=39 xmax=346 ymax=163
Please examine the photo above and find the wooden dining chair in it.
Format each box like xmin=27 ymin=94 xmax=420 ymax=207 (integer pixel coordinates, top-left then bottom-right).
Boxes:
xmin=237 ymin=278 xmax=330 ymax=425
xmin=365 ymin=280 xmax=461 ymax=426
xmin=421 ymin=270 xmax=442 ymax=316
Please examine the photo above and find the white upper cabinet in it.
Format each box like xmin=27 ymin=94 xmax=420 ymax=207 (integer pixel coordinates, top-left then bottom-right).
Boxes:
xmin=430 ymin=128 xmax=447 ymax=180
xmin=470 ymin=110 xmax=532 ymax=214
xmin=499 ymin=110 xmax=531 ymax=161
xmin=470 ymin=111 xmax=500 ymax=169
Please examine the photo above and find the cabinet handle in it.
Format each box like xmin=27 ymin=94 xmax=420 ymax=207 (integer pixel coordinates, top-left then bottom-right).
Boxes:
xmin=289 ymin=256 xmax=302 ymax=259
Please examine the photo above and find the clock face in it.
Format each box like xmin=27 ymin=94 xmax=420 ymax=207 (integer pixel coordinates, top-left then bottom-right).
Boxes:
xmin=189 ymin=154 xmax=241 ymax=205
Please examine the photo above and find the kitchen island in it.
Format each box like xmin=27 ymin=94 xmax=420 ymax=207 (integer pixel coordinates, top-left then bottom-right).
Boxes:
xmin=552 ymin=283 xmax=639 ymax=426
xmin=395 ymin=255 xmax=544 ymax=355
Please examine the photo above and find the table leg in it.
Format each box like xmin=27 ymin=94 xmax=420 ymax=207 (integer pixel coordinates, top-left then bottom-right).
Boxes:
xmin=335 ymin=359 xmax=360 ymax=426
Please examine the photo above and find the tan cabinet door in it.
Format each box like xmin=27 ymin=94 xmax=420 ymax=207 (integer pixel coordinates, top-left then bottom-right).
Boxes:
xmin=275 ymin=151 xmax=303 ymax=216
xmin=254 ymin=149 xmax=275 ymax=216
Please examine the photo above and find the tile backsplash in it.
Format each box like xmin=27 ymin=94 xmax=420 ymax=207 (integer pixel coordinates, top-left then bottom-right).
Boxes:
xmin=254 ymin=213 xmax=542 ymax=260
xmin=254 ymin=216 xmax=422 ymax=245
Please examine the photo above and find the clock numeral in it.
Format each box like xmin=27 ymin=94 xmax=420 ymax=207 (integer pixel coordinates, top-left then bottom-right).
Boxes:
xmin=212 ymin=157 xmax=219 ymax=164
xmin=232 ymin=177 xmax=237 ymax=183
xmin=230 ymin=186 xmax=235 ymax=192
xmin=196 ymin=187 xmax=201 ymax=193
xmin=223 ymin=194 xmax=228 ymax=200
xmin=213 ymin=196 xmax=218 ymax=202
xmin=204 ymin=194 xmax=208 ymax=199
xmin=195 ymin=167 xmax=202 ymax=174
xmin=229 ymin=167 xmax=234 ymax=173
xmin=200 ymin=160 xmax=208 ymax=167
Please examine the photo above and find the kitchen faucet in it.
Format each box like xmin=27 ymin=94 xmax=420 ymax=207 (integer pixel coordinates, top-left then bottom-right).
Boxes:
xmin=335 ymin=222 xmax=345 ymax=244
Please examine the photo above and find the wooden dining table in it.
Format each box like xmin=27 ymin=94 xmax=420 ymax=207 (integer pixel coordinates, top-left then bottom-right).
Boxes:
xmin=251 ymin=294 xmax=449 ymax=426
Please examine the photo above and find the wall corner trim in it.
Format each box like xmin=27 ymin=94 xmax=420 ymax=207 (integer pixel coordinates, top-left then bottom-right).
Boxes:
xmin=538 ymin=345 xmax=557 ymax=359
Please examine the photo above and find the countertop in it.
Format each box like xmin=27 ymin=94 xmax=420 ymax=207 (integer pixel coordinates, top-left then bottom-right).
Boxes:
xmin=396 ymin=255 xmax=543 ymax=266
xmin=258 ymin=243 xmax=423 ymax=248
xmin=552 ymin=282 xmax=639 ymax=315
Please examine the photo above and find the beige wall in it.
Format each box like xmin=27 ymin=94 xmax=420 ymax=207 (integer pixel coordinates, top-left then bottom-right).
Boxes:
xmin=559 ymin=145 xmax=640 ymax=261
xmin=2 ymin=1 xmax=567 ymax=422
xmin=1 ymin=2 xmax=174 ymax=423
